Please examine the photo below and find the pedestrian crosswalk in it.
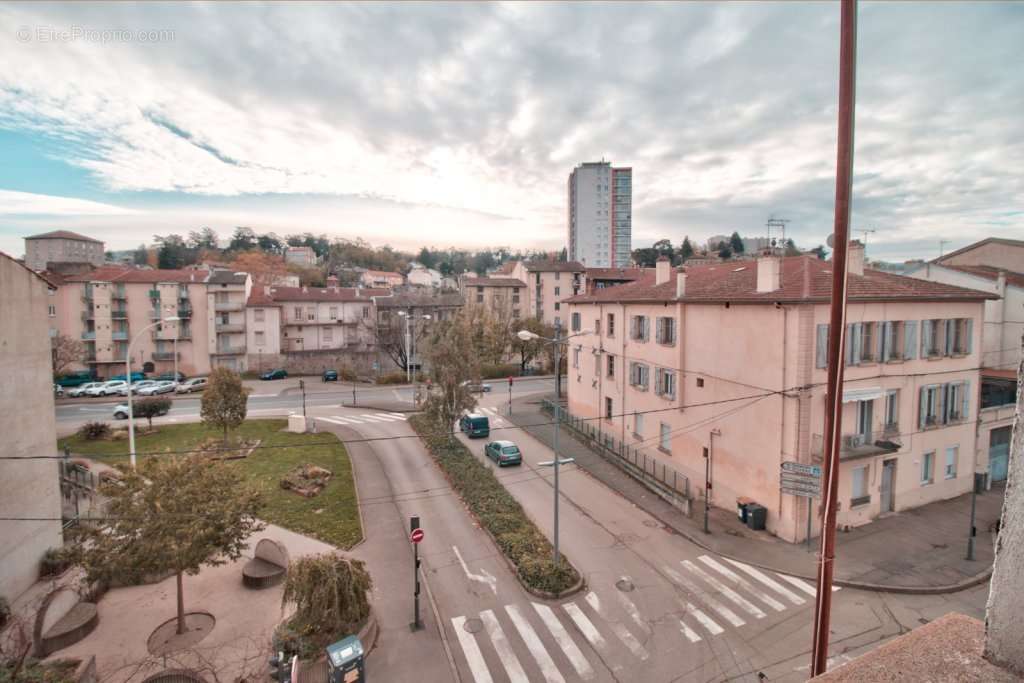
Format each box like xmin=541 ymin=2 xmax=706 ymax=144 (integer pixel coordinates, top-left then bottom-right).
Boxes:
xmin=449 ymin=556 xmax=840 ymax=682
xmin=317 ymin=412 xmax=407 ymax=427
xmin=477 ymin=406 xmax=508 ymax=426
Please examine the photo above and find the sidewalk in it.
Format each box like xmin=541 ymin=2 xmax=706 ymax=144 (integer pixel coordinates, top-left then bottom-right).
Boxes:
xmin=506 ymin=394 xmax=1002 ymax=594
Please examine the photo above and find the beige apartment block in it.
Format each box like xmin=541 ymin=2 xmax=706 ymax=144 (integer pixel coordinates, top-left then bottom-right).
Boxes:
xmin=566 ymin=247 xmax=993 ymax=543
xmin=462 ymin=276 xmax=527 ymax=320
xmin=359 ymin=270 xmax=404 ymax=289
xmin=23 ymin=229 xmax=104 ymax=271
xmin=493 ymin=260 xmax=585 ymax=327
xmin=206 ymin=271 xmax=252 ymax=372
xmin=0 ymin=252 xmax=63 ymax=601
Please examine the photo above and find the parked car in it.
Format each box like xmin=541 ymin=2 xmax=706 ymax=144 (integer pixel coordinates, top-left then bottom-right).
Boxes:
xmin=176 ymin=377 xmax=208 ymax=393
xmin=484 ymin=440 xmax=522 ymax=467
xmin=113 ymin=401 xmax=170 ymax=420
xmin=261 ymin=368 xmax=288 ymax=380
xmin=155 ymin=371 xmax=187 ymax=382
xmin=55 ymin=371 xmax=94 ymax=388
xmin=69 ymin=382 xmax=103 ymax=398
xmin=461 ymin=380 xmax=492 ymax=393
xmin=118 ymin=380 xmax=157 ymax=396
xmin=88 ymin=380 xmax=126 ymax=397
xmin=459 ymin=413 xmax=490 ymax=438
xmin=110 ymin=372 xmax=146 ymax=383
xmin=54 ymin=384 xmax=64 ymax=398
xmin=138 ymin=380 xmax=177 ymax=396
xmin=322 ymin=369 xmax=338 ymax=382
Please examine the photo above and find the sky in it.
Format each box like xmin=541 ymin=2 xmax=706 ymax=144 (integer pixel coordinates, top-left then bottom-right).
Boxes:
xmin=1 ymin=2 xmax=1022 ymax=262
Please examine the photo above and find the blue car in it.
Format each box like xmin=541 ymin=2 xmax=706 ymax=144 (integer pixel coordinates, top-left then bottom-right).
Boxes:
xmin=485 ymin=440 xmax=522 ymax=467
xmin=459 ymin=413 xmax=490 ymax=438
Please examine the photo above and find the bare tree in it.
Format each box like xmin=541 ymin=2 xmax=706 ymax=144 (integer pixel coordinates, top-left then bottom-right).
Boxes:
xmin=51 ymin=334 xmax=87 ymax=376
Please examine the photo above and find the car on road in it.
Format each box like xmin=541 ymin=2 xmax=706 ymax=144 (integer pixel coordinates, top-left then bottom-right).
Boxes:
xmin=460 ymin=380 xmax=492 ymax=393
xmin=55 ymin=371 xmax=94 ymax=388
xmin=109 ymin=372 xmax=146 ymax=383
xmin=113 ymin=402 xmax=171 ymax=420
xmin=459 ymin=412 xmax=490 ymax=438
xmin=176 ymin=377 xmax=207 ymax=393
xmin=484 ymin=440 xmax=522 ymax=467
xmin=69 ymin=382 xmax=104 ymax=398
xmin=138 ymin=380 xmax=177 ymax=396
xmin=54 ymin=384 xmax=64 ymax=398
xmin=155 ymin=371 xmax=187 ymax=382
xmin=88 ymin=380 xmax=126 ymax=397
xmin=322 ymin=369 xmax=338 ymax=382
xmin=118 ymin=380 xmax=157 ymax=396
xmin=261 ymin=368 xmax=288 ymax=380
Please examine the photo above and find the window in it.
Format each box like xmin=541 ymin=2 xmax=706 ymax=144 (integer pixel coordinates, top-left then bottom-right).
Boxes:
xmin=477 ymin=286 xmax=484 ymax=293
xmin=881 ymin=321 xmax=905 ymax=361
xmin=946 ymin=382 xmax=968 ymax=422
xmin=323 ymin=327 xmax=333 ymax=343
xmin=922 ymin=319 xmax=943 ymax=357
xmin=659 ymin=422 xmax=671 ymax=452
xmin=634 ymin=412 xmax=644 ymax=437
xmin=860 ymin=322 xmax=876 ymax=362
xmin=476 ymin=294 xmax=484 ymax=303
xmin=555 ymin=272 xmax=561 ymax=281
xmin=329 ymin=306 xmax=338 ymax=320
xmin=595 ymin=318 xmax=601 ymax=336
xmin=307 ymin=307 xmax=316 ymax=321
xmin=605 ymin=396 xmax=613 ymax=420
xmin=696 ymin=377 xmax=705 ymax=388
xmin=631 ymin=316 xmax=649 ymax=342
xmin=363 ymin=306 xmax=370 ymax=319
xmin=512 ymin=309 xmax=520 ymax=319
xmin=629 ymin=362 xmax=649 ymax=389
xmin=255 ymin=308 xmax=265 ymax=322
xmin=571 ymin=312 xmax=581 ymax=332
xmin=48 ymin=304 xmax=56 ymax=317
xmin=512 ymin=291 xmax=520 ymax=304
xmin=607 ymin=313 xmax=615 ymax=337
xmin=920 ymin=385 xmax=942 ymax=427
xmin=293 ymin=306 xmax=302 ymax=322
xmin=554 ymin=302 xmax=560 ymax=311
xmin=255 ymin=331 xmax=265 ymax=347
xmin=981 ymin=378 xmax=1015 ymax=409
xmin=573 ymin=347 xmax=580 ymax=368
xmin=921 ymin=451 xmax=935 ymax=485
xmin=851 ymin=465 xmax=870 ymax=506
xmin=855 ymin=400 xmax=873 ymax=439
xmin=950 ymin=318 xmax=970 ymax=355
xmin=554 ymin=286 xmax=560 ymax=296
xmin=607 ymin=354 xmax=615 ymax=378
xmin=945 ymin=446 xmax=958 ymax=479
xmin=884 ymin=390 xmax=899 ymax=431
xmin=655 ymin=368 xmax=676 ymax=399
xmin=656 ymin=317 xmax=676 ymax=345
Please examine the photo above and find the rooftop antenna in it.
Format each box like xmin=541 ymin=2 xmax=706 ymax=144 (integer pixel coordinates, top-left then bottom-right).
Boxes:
xmin=767 ymin=216 xmax=790 ymax=254
xmin=858 ymin=228 xmax=876 ymax=253
xmin=938 ymin=239 xmax=951 ymax=259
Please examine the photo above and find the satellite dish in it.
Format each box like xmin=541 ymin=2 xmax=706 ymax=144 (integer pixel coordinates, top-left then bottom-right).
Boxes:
xmin=826 ymin=234 xmax=835 ymax=248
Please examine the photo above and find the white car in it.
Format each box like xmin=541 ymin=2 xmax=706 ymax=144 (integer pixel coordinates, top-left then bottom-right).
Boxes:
xmin=113 ymin=402 xmax=171 ymax=420
xmin=138 ymin=380 xmax=176 ymax=396
xmin=118 ymin=380 xmax=157 ymax=396
xmin=89 ymin=380 xmax=126 ymax=397
xmin=176 ymin=377 xmax=208 ymax=394
xmin=69 ymin=382 xmax=103 ymax=398
xmin=54 ymin=384 xmax=64 ymax=398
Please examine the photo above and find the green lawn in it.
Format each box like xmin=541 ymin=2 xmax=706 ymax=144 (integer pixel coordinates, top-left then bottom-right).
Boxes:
xmin=59 ymin=420 xmax=363 ymax=549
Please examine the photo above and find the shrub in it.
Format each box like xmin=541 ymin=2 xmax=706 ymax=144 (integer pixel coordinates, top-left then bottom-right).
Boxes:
xmin=39 ymin=547 xmax=72 ymax=578
xmin=409 ymin=415 xmax=580 ymax=595
xmin=376 ymin=371 xmax=407 ymax=385
xmin=134 ymin=397 xmax=172 ymax=429
xmin=77 ymin=421 xmax=110 ymax=441
xmin=0 ymin=595 xmax=9 ymax=629
xmin=479 ymin=363 xmax=520 ymax=380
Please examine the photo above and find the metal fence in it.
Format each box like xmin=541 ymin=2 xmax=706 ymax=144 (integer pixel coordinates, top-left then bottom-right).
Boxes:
xmin=541 ymin=399 xmax=690 ymax=513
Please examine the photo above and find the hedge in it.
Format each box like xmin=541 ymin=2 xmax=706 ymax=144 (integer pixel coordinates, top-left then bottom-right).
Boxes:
xmin=409 ymin=414 xmax=580 ymax=594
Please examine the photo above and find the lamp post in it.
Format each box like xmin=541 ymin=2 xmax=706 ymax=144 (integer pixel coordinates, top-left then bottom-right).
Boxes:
xmin=399 ymin=311 xmax=431 ymax=392
xmin=128 ymin=316 xmax=180 ymax=469
xmin=517 ymin=322 xmax=589 ymax=565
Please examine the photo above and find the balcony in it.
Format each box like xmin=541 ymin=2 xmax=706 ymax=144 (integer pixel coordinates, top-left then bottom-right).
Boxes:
xmin=177 ymin=306 xmax=192 ymax=318
xmin=812 ymin=431 xmax=902 ymax=462
xmin=111 ymin=308 xmax=128 ymax=319
xmin=111 ymin=291 xmax=127 ymax=301
xmin=153 ymin=351 xmax=179 ymax=361
xmin=80 ymin=310 xmax=94 ymax=323
xmin=81 ymin=331 xmax=96 ymax=341
xmin=150 ymin=309 xmax=162 ymax=320
xmin=112 ymin=331 xmax=128 ymax=341
xmin=214 ymin=301 xmax=244 ymax=312
xmin=216 ymin=323 xmax=245 ymax=334
xmin=212 ymin=346 xmax=247 ymax=356
xmin=148 ymin=289 xmax=161 ymax=299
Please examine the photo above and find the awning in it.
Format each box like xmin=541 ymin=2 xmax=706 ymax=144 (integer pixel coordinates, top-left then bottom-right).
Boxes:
xmin=842 ymin=387 xmax=884 ymax=403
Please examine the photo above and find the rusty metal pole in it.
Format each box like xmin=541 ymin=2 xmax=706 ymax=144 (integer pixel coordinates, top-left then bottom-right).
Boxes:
xmin=811 ymin=0 xmax=857 ymax=676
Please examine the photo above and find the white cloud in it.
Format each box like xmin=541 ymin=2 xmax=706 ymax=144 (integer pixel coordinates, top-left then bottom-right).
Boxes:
xmin=0 ymin=189 xmax=141 ymax=216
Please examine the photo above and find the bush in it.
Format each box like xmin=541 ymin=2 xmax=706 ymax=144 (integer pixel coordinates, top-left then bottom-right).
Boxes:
xmin=479 ymin=363 xmax=521 ymax=380
xmin=77 ymin=421 xmax=110 ymax=441
xmin=39 ymin=547 xmax=72 ymax=578
xmin=376 ymin=372 xmax=407 ymax=385
xmin=409 ymin=415 xmax=580 ymax=594
xmin=134 ymin=397 xmax=171 ymax=428
xmin=0 ymin=595 xmax=9 ymax=629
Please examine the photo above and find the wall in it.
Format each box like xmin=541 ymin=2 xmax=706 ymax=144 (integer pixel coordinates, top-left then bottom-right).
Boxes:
xmin=940 ymin=241 xmax=1024 ymax=272
xmin=568 ymin=164 xmax=611 ymax=267
xmin=0 ymin=256 xmax=63 ymax=601
xmin=25 ymin=238 xmax=103 ymax=271
xmin=247 ymin=305 xmax=282 ymax=358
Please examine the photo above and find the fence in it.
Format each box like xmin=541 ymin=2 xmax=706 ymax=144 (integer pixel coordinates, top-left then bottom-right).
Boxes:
xmin=541 ymin=399 xmax=691 ymax=514
xmin=59 ymin=459 xmax=99 ymax=525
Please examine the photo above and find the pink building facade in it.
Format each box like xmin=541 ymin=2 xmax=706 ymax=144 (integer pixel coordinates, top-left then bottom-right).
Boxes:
xmin=566 ymin=251 xmax=992 ymax=542
xmin=495 ymin=260 xmax=585 ymax=327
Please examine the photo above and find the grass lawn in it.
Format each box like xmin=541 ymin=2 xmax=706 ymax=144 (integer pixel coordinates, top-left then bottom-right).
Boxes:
xmin=59 ymin=419 xmax=362 ymax=549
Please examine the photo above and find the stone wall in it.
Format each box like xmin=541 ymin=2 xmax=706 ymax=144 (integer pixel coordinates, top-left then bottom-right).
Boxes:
xmin=248 ymin=350 xmax=377 ymax=376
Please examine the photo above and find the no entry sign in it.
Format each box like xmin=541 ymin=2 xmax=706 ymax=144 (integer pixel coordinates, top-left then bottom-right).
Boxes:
xmin=410 ymin=528 xmax=425 ymax=544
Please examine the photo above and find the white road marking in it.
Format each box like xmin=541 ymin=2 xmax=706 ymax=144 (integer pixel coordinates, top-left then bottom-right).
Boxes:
xmin=679 ymin=600 xmax=723 ymax=635
xmin=318 ymin=417 xmax=350 ymax=426
xmin=452 ymin=545 xmax=497 ymax=595
xmin=386 ymin=412 xmax=408 ymax=419
xmin=249 ymin=393 xmax=276 ymax=398
xmin=451 ymin=616 xmax=494 ymax=683
xmin=78 ymin=407 xmax=110 ymax=412
xmin=678 ymin=619 xmax=703 ymax=643
xmin=533 ymin=603 xmax=594 ymax=680
xmin=698 ymin=556 xmax=787 ymax=612
xmin=682 ymin=560 xmax=766 ymax=619
xmin=794 ymin=653 xmax=853 ymax=672
xmin=479 ymin=609 xmax=529 ymax=683
xmin=504 ymin=605 xmax=564 ymax=683
xmin=392 ymin=389 xmax=402 ymax=402
xmin=562 ymin=601 xmax=609 ymax=653
xmin=776 ymin=573 xmax=840 ymax=597
xmin=722 ymin=558 xmax=806 ymax=605
xmin=356 ymin=414 xmax=392 ymax=422
xmin=584 ymin=591 xmax=649 ymax=660
xmin=480 ymin=406 xmax=496 ymax=415
xmin=615 ymin=578 xmax=651 ymax=633
xmin=372 ymin=412 xmax=405 ymax=421
xmin=663 ymin=565 xmax=745 ymax=628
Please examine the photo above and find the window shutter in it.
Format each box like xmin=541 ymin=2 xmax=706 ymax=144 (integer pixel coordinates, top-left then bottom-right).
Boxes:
xmin=851 ymin=322 xmax=863 ymax=364
xmin=920 ymin=320 xmax=931 ymax=356
xmin=881 ymin=322 xmax=893 ymax=362
xmin=918 ymin=386 xmax=927 ymax=429
xmin=904 ymin=321 xmax=918 ymax=360
xmin=943 ymin=319 xmax=953 ymax=356
xmin=939 ymin=383 xmax=950 ymax=424
xmin=816 ymin=324 xmax=829 ymax=368
xmin=965 ymin=318 xmax=974 ymax=353
xmin=961 ymin=380 xmax=970 ymax=420
xmin=845 ymin=324 xmax=855 ymax=366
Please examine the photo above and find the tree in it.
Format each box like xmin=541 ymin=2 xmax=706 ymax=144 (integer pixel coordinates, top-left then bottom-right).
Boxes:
xmin=188 ymin=227 xmax=219 ymax=251
xmin=652 ymin=239 xmax=675 ymax=264
xmin=679 ymin=237 xmax=694 ymax=261
xmin=228 ymin=227 xmax=257 ymax=252
xmin=718 ymin=243 xmax=733 ymax=259
xmin=809 ymin=245 xmax=829 ymax=260
xmin=257 ymin=232 xmax=284 ymax=254
xmin=133 ymin=244 xmax=149 ymax=266
xmin=154 ymin=234 xmax=193 ymax=269
xmin=511 ymin=317 xmax=550 ymax=372
xmin=281 ymin=553 xmax=372 ymax=652
xmin=134 ymin=397 xmax=172 ymax=429
xmin=784 ymin=238 xmax=801 ymax=257
xmin=51 ymin=334 xmax=87 ymax=376
xmin=632 ymin=247 xmax=659 ymax=267
xmin=558 ymin=247 xmax=568 ymax=262
xmin=729 ymin=231 xmax=745 ymax=254
xmin=423 ymin=316 xmax=478 ymax=429
xmin=200 ymin=367 xmax=250 ymax=442
xmin=230 ymin=250 xmax=287 ymax=286
xmin=69 ymin=453 xmax=263 ymax=635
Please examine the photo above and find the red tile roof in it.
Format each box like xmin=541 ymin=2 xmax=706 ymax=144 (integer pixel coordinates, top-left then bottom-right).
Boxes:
xmin=246 ymin=288 xmax=281 ymax=307
xmin=943 ymin=265 xmax=1024 ymax=290
xmin=251 ymin=285 xmax=390 ymax=304
xmin=585 ymin=267 xmax=649 ymax=281
xmin=464 ymin=277 xmax=527 ymax=288
xmin=568 ymin=256 xmax=997 ymax=305
xmin=24 ymin=230 xmax=103 ymax=244
xmin=62 ymin=266 xmax=210 ymax=283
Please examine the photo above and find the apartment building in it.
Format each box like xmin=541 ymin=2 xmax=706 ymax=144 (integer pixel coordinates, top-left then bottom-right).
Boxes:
xmin=206 ymin=271 xmax=253 ymax=372
xmin=585 ymin=267 xmax=649 ymax=294
xmin=1 ymin=252 xmax=62 ymax=600
xmin=23 ymin=229 xmax=104 ymax=271
xmin=250 ymin=285 xmax=386 ymax=353
xmin=462 ymin=277 xmax=526 ymax=319
xmin=358 ymin=270 xmax=404 ymax=289
xmin=568 ymin=161 xmax=632 ymax=267
xmin=566 ymin=246 xmax=993 ymax=543
xmin=494 ymin=260 xmax=585 ymax=327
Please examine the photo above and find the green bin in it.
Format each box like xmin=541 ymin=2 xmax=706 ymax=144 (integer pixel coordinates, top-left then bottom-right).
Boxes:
xmin=746 ymin=503 xmax=767 ymax=531
xmin=326 ymin=635 xmax=365 ymax=683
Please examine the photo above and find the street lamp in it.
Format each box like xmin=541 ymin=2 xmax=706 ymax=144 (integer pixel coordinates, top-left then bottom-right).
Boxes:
xmin=398 ymin=311 xmax=431 ymax=384
xmin=517 ymin=322 xmax=589 ymax=565
xmin=127 ymin=316 xmax=180 ymax=469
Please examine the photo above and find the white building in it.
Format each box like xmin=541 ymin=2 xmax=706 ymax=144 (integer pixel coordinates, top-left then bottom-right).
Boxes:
xmin=24 ymin=230 xmax=104 ymax=271
xmin=407 ymin=265 xmax=442 ymax=288
xmin=568 ymin=161 xmax=632 ymax=268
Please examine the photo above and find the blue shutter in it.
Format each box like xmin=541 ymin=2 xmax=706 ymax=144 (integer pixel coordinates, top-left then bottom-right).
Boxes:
xmin=918 ymin=386 xmax=927 ymax=429
xmin=943 ymin=320 xmax=953 ymax=356
xmin=904 ymin=321 xmax=918 ymax=360
xmin=882 ymin=322 xmax=893 ymax=362
xmin=920 ymin=320 xmax=932 ymax=357
xmin=852 ymin=323 xmax=863 ymax=365
xmin=940 ymin=383 xmax=950 ymax=424
xmin=965 ymin=318 xmax=974 ymax=354
xmin=816 ymin=324 xmax=829 ymax=368
xmin=962 ymin=380 xmax=970 ymax=420
xmin=876 ymin=322 xmax=885 ymax=362
xmin=845 ymin=324 xmax=855 ymax=366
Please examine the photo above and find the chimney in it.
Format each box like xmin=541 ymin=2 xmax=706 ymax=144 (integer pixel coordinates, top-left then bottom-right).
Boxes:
xmin=327 ymin=275 xmax=339 ymax=291
xmin=263 ymin=285 xmax=271 ymax=296
xmin=302 ymin=286 xmax=308 ymax=293
xmin=756 ymin=254 xmax=781 ymax=293
xmin=676 ymin=267 xmax=687 ymax=298
xmin=847 ymin=240 xmax=865 ymax=276
xmin=655 ymin=256 xmax=671 ymax=285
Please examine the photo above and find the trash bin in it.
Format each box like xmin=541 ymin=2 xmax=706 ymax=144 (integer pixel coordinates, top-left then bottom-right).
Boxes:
xmin=736 ymin=497 xmax=753 ymax=523
xmin=746 ymin=503 xmax=767 ymax=531
xmin=326 ymin=635 xmax=365 ymax=683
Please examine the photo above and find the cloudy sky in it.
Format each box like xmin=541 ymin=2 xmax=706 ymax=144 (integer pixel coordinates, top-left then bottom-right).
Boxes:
xmin=0 ymin=2 xmax=1021 ymax=261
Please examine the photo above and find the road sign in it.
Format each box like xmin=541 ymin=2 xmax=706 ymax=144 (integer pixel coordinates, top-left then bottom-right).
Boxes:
xmin=508 ymin=376 xmax=514 ymax=384
xmin=781 ymin=475 xmax=821 ymax=498
xmin=410 ymin=528 xmax=425 ymax=544
xmin=781 ymin=461 xmax=822 ymax=477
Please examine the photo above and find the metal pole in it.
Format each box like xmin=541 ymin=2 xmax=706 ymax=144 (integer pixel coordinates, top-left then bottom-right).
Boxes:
xmin=127 ymin=349 xmax=136 ymax=469
xmin=405 ymin=315 xmax=412 ymax=383
xmin=173 ymin=330 xmax=178 ymax=382
xmin=807 ymin=498 xmax=813 ymax=552
xmin=353 ymin=382 xmax=357 ymax=406
xmin=811 ymin=0 xmax=857 ymax=675
xmin=553 ymin=322 xmax=561 ymax=565
xmin=508 ymin=378 xmax=512 ymax=416
xmin=299 ymin=379 xmax=306 ymax=418
xmin=704 ymin=445 xmax=711 ymax=534
xmin=413 ymin=542 xmax=421 ymax=629
xmin=966 ymin=473 xmax=978 ymax=560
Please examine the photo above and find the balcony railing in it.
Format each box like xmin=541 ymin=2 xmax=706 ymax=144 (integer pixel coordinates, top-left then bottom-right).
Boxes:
xmin=212 ymin=346 xmax=247 ymax=356
xmin=80 ymin=310 xmax=94 ymax=323
xmin=111 ymin=308 xmax=128 ymax=319
xmin=214 ymin=301 xmax=244 ymax=312
xmin=812 ymin=431 xmax=901 ymax=460
xmin=216 ymin=324 xmax=245 ymax=333
xmin=111 ymin=331 xmax=128 ymax=341
xmin=148 ymin=289 xmax=161 ymax=299
xmin=152 ymin=351 xmax=179 ymax=361
xmin=111 ymin=291 xmax=127 ymax=301
xmin=81 ymin=331 xmax=96 ymax=341
xmin=177 ymin=306 xmax=192 ymax=318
